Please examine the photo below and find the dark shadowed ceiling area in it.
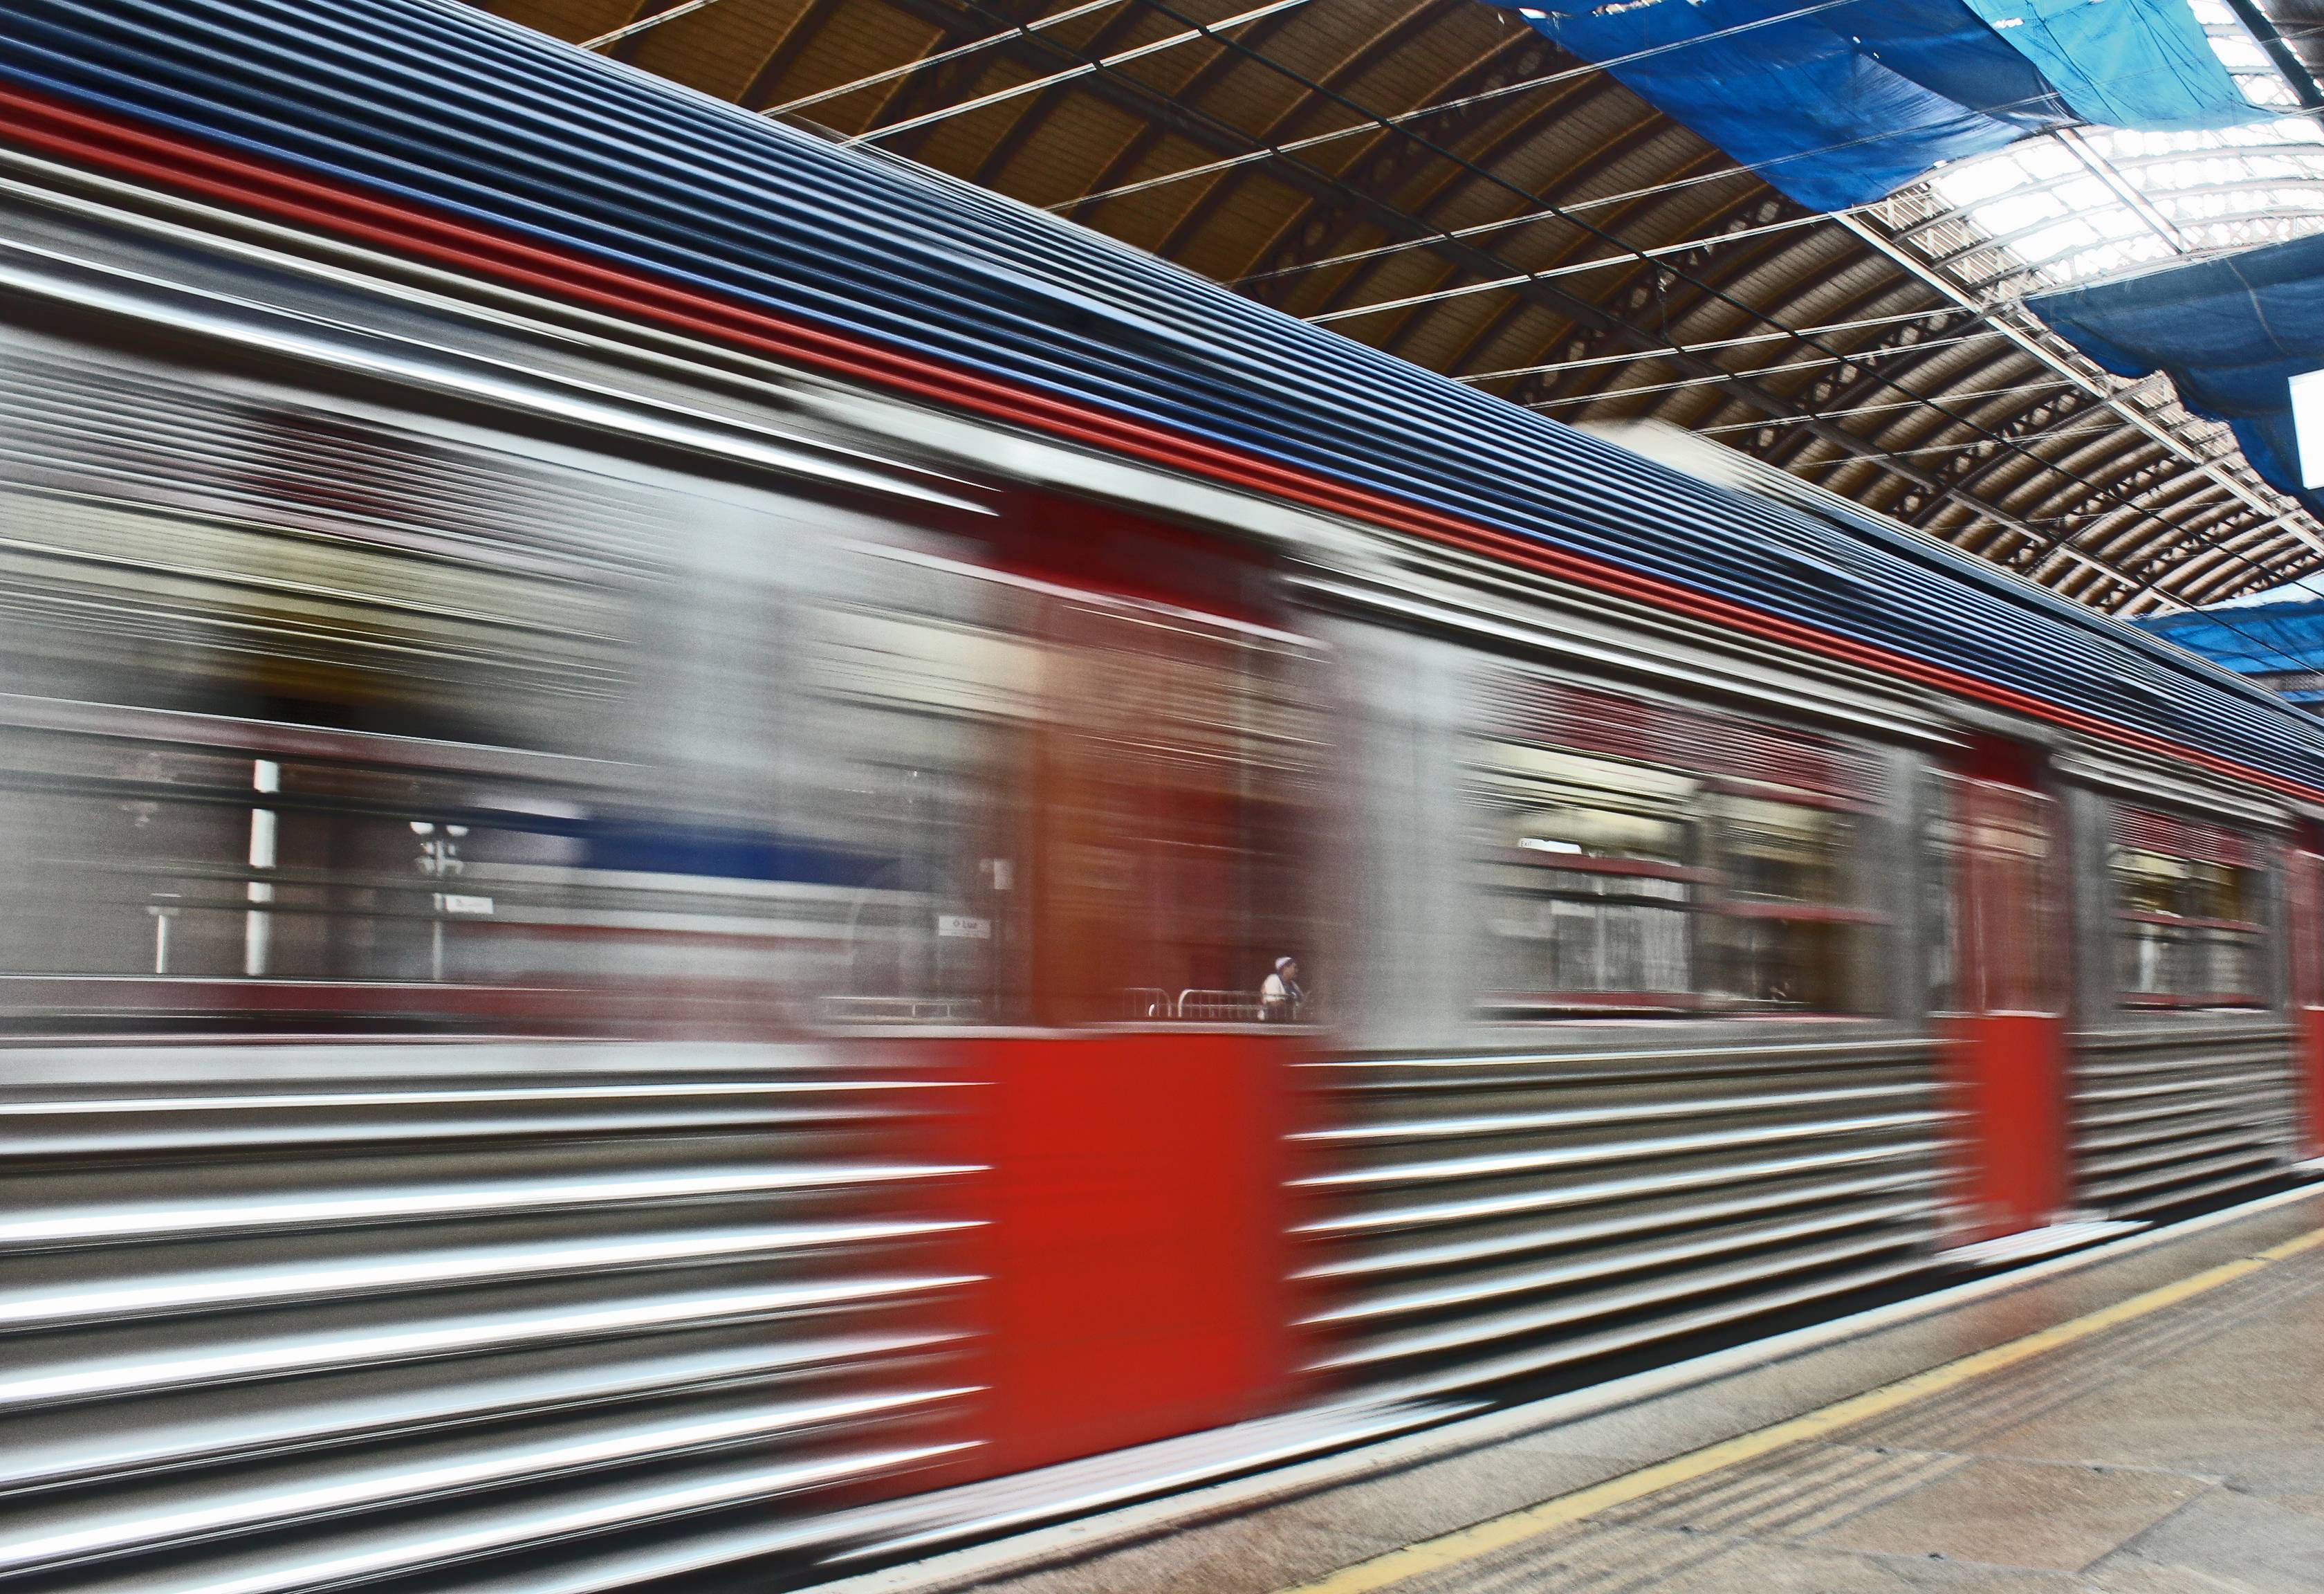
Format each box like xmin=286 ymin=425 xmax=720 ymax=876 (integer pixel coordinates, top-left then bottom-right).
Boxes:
xmin=479 ymin=0 xmax=2324 ymax=615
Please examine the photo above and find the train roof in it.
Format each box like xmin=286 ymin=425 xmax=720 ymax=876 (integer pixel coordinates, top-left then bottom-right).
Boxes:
xmin=6 ymin=0 xmax=2324 ymax=803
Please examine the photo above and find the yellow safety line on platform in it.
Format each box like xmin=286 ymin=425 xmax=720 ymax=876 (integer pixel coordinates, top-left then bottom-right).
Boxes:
xmin=1278 ymin=1225 xmax=2324 ymax=1594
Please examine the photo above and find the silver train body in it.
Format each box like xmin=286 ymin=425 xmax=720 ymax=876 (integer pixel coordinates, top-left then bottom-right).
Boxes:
xmin=0 ymin=167 xmax=2307 ymax=1593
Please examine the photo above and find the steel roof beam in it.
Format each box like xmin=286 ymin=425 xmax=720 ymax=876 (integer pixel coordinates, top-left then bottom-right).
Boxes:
xmin=1058 ymin=0 xmax=1337 ymax=223
xmin=1237 ymin=34 xmax=1609 ymax=309
xmin=1461 ymin=303 xmax=1975 ymax=380
xmin=1314 ymin=120 xmax=1779 ymax=336
xmin=1366 ymin=71 xmax=1648 ymax=360
xmin=2226 ymin=0 xmax=2324 ymax=115
xmin=1830 ymin=211 xmax=2324 ymax=558
xmin=1700 ymin=378 xmax=2078 ymax=437
xmin=1159 ymin=1 xmax=1513 ymax=265
xmin=590 ymin=0 xmax=705 ymax=58
xmin=752 ymin=0 xmax=1127 ymax=116
xmin=1231 ymin=176 xmax=1819 ymax=292
xmin=966 ymin=0 xmax=1187 ymax=187
xmin=1760 ymin=342 xmax=2037 ymax=470
xmin=1051 ymin=0 xmax=1874 ymax=217
xmin=1292 ymin=35 xmax=1598 ymax=339
xmin=847 ymin=0 xmax=1323 ymax=146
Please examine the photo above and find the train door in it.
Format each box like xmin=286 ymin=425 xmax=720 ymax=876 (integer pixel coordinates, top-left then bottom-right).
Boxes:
xmin=1937 ymin=750 xmax=2069 ymax=1244
xmin=941 ymin=498 xmax=1325 ymax=1477
xmin=2288 ymin=836 xmax=2324 ymax=1160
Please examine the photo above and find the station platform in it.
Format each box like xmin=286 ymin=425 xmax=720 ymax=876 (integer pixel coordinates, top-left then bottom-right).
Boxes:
xmin=822 ymin=1187 xmax=2324 ymax=1594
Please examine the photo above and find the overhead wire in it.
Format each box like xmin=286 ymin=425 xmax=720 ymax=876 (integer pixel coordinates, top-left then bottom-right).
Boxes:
xmin=582 ymin=0 xmax=729 ymax=50
xmin=1700 ymin=378 xmax=2101 ymax=431
xmin=1229 ymin=101 xmax=2324 ymax=294
xmin=1787 ymin=420 xmax=2130 ymax=470
xmin=760 ymin=0 xmax=1131 ymax=116
xmin=1236 ymin=201 xmax=1859 ymax=293
xmin=1043 ymin=0 xmax=1871 ymax=212
xmin=744 ymin=0 xmax=2319 ymax=313
xmin=842 ymin=0 xmax=1320 ymax=144
xmin=1293 ymin=91 xmax=2323 ymax=320
xmin=1220 ymin=96 xmax=2008 ymax=291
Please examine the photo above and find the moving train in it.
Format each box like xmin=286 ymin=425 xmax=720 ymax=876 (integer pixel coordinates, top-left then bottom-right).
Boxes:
xmin=0 ymin=2 xmax=2318 ymax=1589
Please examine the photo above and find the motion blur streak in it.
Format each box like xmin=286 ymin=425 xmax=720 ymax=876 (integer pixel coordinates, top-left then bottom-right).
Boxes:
xmin=0 ymin=4 xmax=2318 ymax=1593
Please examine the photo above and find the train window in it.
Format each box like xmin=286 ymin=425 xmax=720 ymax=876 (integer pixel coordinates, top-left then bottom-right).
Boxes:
xmin=1473 ymin=745 xmax=1701 ymax=1014
xmin=796 ymin=569 xmax=1030 ymax=1027
xmin=1026 ymin=595 xmax=1319 ymax=1026
xmin=0 ymin=667 xmax=1024 ymax=1038
xmin=1928 ymin=776 xmax=2060 ymax=1016
xmin=0 ymin=405 xmax=1029 ymax=1034
xmin=1471 ymin=676 xmax=1885 ymax=1018
xmin=2110 ymin=807 xmax=2267 ymax=1010
xmin=1706 ymin=793 xmax=1880 ymax=1012
xmin=0 ymin=342 xmax=1332 ymax=1034
xmin=0 ymin=712 xmax=1018 ymax=1035
xmin=2291 ymin=848 xmax=2324 ymax=1011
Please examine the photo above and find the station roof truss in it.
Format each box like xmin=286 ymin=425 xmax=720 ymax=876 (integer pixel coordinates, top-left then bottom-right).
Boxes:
xmin=481 ymin=0 xmax=2324 ymax=615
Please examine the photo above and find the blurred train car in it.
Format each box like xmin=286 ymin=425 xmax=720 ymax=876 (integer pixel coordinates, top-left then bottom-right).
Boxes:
xmin=0 ymin=3 xmax=2320 ymax=1591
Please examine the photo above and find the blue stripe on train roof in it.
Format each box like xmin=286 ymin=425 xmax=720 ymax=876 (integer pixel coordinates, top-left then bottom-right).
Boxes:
xmin=6 ymin=0 xmax=2321 ymax=788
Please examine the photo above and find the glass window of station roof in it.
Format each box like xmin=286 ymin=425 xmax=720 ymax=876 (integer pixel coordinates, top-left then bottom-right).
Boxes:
xmin=1919 ymin=1 xmax=2324 ymax=293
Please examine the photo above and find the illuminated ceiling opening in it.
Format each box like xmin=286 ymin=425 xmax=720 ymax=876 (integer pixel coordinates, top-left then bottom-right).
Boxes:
xmin=1918 ymin=0 xmax=2324 ymax=293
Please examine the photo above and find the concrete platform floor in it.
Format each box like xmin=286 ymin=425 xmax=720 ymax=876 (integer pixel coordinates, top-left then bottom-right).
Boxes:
xmin=865 ymin=1188 xmax=2324 ymax=1594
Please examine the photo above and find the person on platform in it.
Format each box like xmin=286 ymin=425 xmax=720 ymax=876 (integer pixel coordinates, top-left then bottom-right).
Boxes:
xmin=1260 ymin=955 xmax=1304 ymax=1023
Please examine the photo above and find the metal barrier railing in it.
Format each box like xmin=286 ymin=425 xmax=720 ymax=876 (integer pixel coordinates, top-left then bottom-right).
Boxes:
xmin=1123 ymin=987 xmax=1173 ymax=1020
xmin=1174 ymin=988 xmax=1266 ymax=1023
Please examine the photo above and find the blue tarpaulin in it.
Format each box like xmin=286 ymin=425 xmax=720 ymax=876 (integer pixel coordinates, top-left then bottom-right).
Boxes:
xmin=2137 ymin=587 xmax=2324 ymax=701
xmin=1491 ymin=0 xmax=2258 ymax=211
xmin=2031 ymin=230 xmax=2324 ymax=522
xmin=1962 ymin=0 xmax=2258 ymax=131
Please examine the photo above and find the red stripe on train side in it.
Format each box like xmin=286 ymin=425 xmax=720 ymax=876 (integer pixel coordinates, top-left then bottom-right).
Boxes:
xmin=2 ymin=84 xmax=2315 ymax=807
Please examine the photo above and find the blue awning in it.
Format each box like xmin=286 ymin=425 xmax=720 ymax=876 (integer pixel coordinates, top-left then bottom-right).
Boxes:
xmin=2031 ymin=230 xmax=2324 ymax=522
xmin=1488 ymin=0 xmax=2258 ymax=211
xmin=2137 ymin=589 xmax=2324 ymax=699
